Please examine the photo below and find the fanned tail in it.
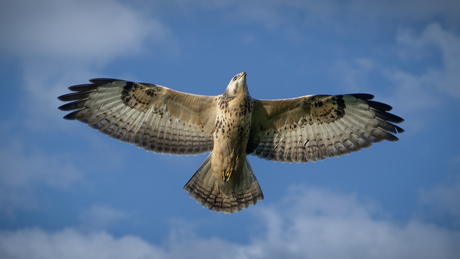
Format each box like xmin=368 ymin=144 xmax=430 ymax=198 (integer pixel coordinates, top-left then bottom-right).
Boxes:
xmin=183 ymin=153 xmax=264 ymax=213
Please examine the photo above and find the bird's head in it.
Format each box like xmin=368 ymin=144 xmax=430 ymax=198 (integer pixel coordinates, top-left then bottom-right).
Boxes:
xmin=224 ymin=72 xmax=248 ymax=97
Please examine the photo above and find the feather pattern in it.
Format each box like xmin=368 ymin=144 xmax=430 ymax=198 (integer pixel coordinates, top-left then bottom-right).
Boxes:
xmin=183 ymin=153 xmax=264 ymax=213
xmin=247 ymin=94 xmax=404 ymax=163
xmin=58 ymin=79 xmax=218 ymax=155
xmin=58 ymin=73 xmax=404 ymax=214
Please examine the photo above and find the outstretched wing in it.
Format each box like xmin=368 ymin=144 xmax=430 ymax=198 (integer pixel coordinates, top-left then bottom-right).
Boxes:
xmin=247 ymin=94 xmax=404 ymax=163
xmin=58 ymin=78 xmax=218 ymax=155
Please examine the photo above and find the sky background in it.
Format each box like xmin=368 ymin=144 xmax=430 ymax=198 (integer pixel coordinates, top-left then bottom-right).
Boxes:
xmin=1 ymin=0 xmax=460 ymax=258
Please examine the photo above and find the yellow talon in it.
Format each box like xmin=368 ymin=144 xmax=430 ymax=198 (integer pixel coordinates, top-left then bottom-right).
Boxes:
xmin=222 ymin=169 xmax=232 ymax=183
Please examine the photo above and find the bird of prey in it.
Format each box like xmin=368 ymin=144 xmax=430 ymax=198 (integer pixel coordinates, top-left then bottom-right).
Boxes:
xmin=58 ymin=72 xmax=404 ymax=213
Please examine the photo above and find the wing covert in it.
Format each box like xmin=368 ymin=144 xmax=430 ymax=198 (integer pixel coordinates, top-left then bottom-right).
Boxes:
xmin=247 ymin=94 xmax=404 ymax=163
xmin=58 ymin=78 xmax=218 ymax=155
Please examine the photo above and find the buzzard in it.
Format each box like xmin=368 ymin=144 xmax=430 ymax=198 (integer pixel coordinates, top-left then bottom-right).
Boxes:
xmin=58 ymin=72 xmax=404 ymax=213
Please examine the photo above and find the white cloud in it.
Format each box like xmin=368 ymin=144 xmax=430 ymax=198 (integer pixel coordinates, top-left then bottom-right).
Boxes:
xmin=0 ymin=141 xmax=82 ymax=214
xmin=334 ymin=58 xmax=376 ymax=92
xmin=421 ymin=24 xmax=460 ymax=99
xmin=395 ymin=23 xmax=460 ymax=100
xmin=420 ymin=173 xmax=460 ymax=220
xmin=0 ymin=142 xmax=82 ymax=188
xmin=0 ymin=0 xmax=168 ymax=63
xmin=335 ymin=23 xmax=460 ymax=118
xmin=238 ymin=186 xmax=460 ymax=259
xmin=78 ymin=205 xmax=128 ymax=231
xmin=376 ymin=24 xmax=460 ymax=132
xmin=1 ymin=186 xmax=459 ymax=259
xmin=0 ymin=229 xmax=166 ymax=259
xmin=382 ymin=67 xmax=442 ymax=114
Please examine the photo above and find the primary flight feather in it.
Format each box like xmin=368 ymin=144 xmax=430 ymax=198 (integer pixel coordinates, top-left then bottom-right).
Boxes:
xmin=58 ymin=72 xmax=404 ymax=213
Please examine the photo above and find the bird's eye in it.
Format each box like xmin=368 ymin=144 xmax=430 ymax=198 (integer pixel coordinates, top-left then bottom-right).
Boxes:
xmin=232 ymin=76 xmax=238 ymax=81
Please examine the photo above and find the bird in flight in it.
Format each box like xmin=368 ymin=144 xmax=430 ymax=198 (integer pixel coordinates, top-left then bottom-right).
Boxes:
xmin=58 ymin=72 xmax=404 ymax=213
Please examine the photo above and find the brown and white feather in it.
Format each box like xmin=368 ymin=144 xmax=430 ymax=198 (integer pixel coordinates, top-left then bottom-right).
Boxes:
xmin=58 ymin=73 xmax=404 ymax=214
xmin=58 ymin=79 xmax=217 ymax=155
xmin=247 ymin=94 xmax=404 ymax=163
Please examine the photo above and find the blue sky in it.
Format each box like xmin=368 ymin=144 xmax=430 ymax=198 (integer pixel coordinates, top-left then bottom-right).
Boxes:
xmin=1 ymin=0 xmax=460 ymax=258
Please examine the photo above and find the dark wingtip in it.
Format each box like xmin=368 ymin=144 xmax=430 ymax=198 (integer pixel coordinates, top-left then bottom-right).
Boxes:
xmin=395 ymin=125 xmax=405 ymax=133
xmin=89 ymin=78 xmax=121 ymax=84
xmin=58 ymin=99 xmax=87 ymax=111
xmin=351 ymin=93 xmax=375 ymax=100
xmin=67 ymin=84 xmax=97 ymax=92
xmin=368 ymin=100 xmax=394 ymax=111
xmin=58 ymin=92 xmax=92 ymax=102
xmin=59 ymin=78 xmax=126 ymax=119
xmin=57 ymin=103 xmax=68 ymax=111
xmin=387 ymin=135 xmax=400 ymax=142
xmin=62 ymin=110 xmax=81 ymax=120
xmin=352 ymin=94 xmax=405 ymax=137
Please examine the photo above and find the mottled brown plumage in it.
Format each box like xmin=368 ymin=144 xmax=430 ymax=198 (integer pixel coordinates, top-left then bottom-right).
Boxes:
xmin=58 ymin=72 xmax=404 ymax=213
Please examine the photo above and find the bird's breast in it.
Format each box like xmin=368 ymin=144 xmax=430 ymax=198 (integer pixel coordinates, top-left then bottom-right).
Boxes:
xmin=211 ymin=96 xmax=253 ymax=177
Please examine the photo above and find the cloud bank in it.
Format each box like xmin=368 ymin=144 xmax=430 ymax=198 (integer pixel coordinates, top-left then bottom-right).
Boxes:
xmin=0 ymin=0 xmax=167 ymax=63
xmin=1 ymin=186 xmax=459 ymax=259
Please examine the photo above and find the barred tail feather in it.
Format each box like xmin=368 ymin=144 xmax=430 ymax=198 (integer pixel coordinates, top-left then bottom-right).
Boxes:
xmin=183 ymin=153 xmax=264 ymax=214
